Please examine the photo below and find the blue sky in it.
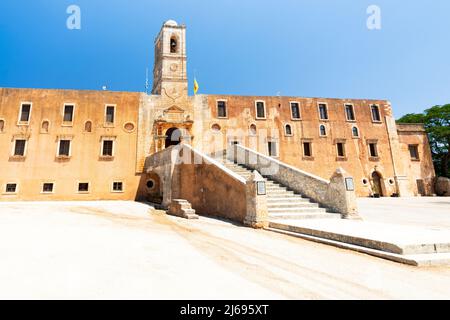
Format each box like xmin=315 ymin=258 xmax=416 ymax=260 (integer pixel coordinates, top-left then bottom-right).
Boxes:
xmin=0 ymin=0 xmax=449 ymax=118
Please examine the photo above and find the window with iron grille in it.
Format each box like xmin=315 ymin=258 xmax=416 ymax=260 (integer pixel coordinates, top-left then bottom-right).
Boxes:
xmin=113 ymin=182 xmax=123 ymax=192
xmin=6 ymin=184 xmax=17 ymax=193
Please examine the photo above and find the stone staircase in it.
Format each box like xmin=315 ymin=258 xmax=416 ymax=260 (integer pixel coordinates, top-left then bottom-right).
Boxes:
xmin=222 ymin=160 xmax=341 ymax=221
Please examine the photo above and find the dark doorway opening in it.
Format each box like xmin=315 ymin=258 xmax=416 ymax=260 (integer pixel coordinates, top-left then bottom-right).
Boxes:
xmin=371 ymin=171 xmax=384 ymax=197
xmin=165 ymin=127 xmax=182 ymax=148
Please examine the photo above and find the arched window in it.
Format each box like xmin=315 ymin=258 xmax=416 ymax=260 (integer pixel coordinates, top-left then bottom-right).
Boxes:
xmin=319 ymin=124 xmax=327 ymax=136
xmin=285 ymin=124 xmax=292 ymax=136
xmin=352 ymin=126 xmax=359 ymax=137
xmin=170 ymin=36 xmax=178 ymax=53
xmin=0 ymin=119 xmax=4 ymax=133
xmin=249 ymin=124 xmax=257 ymax=136
xmin=41 ymin=120 xmax=49 ymax=133
xmin=84 ymin=121 xmax=92 ymax=133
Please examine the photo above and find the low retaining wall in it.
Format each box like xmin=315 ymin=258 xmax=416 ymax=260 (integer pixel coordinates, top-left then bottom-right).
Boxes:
xmin=145 ymin=144 xmax=266 ymax=225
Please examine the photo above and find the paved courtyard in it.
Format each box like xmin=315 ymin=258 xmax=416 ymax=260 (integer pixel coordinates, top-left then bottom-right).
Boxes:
xmin=0 ymin=199 xmax=449 ymax=299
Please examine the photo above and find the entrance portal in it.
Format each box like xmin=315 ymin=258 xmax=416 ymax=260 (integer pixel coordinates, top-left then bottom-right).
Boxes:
xmin=165 ymin=127 xmax=182 ymax=148
xmin=371 ymin=171 xmax=384 ymax=197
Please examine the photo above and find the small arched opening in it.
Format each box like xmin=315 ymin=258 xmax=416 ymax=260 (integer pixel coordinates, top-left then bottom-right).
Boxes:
xmin=165 ymin=127 xmax=182 ymax=148
xmin=371 ymin=171 xmax=385 ymax=197
xmin=170 ymin=35 xmax=179 ymax=53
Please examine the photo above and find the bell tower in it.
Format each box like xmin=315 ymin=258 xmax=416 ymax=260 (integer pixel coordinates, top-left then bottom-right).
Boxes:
xmin=152 ymin=20 xmax=188 ymax=97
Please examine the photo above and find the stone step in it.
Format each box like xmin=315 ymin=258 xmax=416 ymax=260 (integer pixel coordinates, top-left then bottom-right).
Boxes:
xmin=267 ymin=195 xmax=305 ymax=200
xmin=267 ymin=198 xmax=311 ymax=204
xmin=267 ymin=190 xmax=296 ymax=195
xmin=269 ymin=213 xmax=341 ymax=220
xmin=267 ymin=202 xmax=319 ymax=209
xmin=268 ymin=207 xmax=328 ymax=214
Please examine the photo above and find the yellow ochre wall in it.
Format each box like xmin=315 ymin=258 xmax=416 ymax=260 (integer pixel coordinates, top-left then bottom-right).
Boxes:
xmin=0 ymin=88 xmax=142 ymax=201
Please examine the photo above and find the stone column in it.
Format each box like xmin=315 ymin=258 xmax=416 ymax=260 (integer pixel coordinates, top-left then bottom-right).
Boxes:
xmin=244 ymin=171 xmax=269 ymax=228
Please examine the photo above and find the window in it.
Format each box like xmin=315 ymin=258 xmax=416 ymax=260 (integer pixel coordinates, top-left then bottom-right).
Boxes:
xmin=84 ymin=121 xmax=92 ymax=133
xmin=345 ymin=104 xmax=355 ymax=121
xmin=146 ymin=180 xmax=155 ymax=190
xmin=371 ymin=105 xmax=381 ymax=122
xmin=290 ymin=102 xmax=301 ymax=119
xmin=352 ymin=126 xmax=359 ymax=138
xmin=369 ymin=143 xmax=378 ymax=157
xmin=211 ymin=124 xmax=221 ymax=132
xmin=78 ymin=183 xmax=89 ymax=193
xmin=5 ymin=183 xmax=17 ymax=193
xmin=42 ymin=183 xmax=54 ymax=193
xmin=319 ymin=125 xmax=327 ymax=137
xmin=14 ymin=139 xmax=26 ymax=156
xmin=337 ymin=143 xmax=346 ymax=157
xmin=19 ymin=103 xmax=31 ymax=123
xmin=102 ymin=140 xmax=114 ymax=157
xmin=256 ymin=101 xmax=266 ymax=119
xmin=249 ymin=124 xmax=257 ymax=136
xmin=63 ymin=104 xmax=74 ymax=123
xmin=268 ymin=141 xmax=277 ymax=157
xmin=105 ymin=106 xmax=115 ymax=124
xmin=112 ymin=181 xmax=123 ymax=192
xmin=170 ymin=36 xmax=178 ymax=53
xmin=285 ymin=124 xmax=293 ymax=136
xmin=217 ymin=101 xmax=227 ymax=118
xmin=58 ymin=140 xmax=71 ymax=157
xmin=0 ymin=119 xmax=4 ymax=132
xmin=303 ymin=142 xmax=312 ymax=157
xmin=318 ymin=103 xmax=328 ymax=120
xmin=409 ymin=145 xmax=419 ymax=160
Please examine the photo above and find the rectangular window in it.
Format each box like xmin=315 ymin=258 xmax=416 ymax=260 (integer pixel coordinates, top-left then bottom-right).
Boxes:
xmin=105 ymin=106 xmax=115 ymax=124
xmin=318 ymin=104 xmax=328 ymax=120
xmin=256 ymin=101 xmax=266 ymax=119
xmin=42 ymin=183 xmax=54 ymax=193
xmin=58 ymin=140 xmax=71 ymax=157
xmin=345 ymin=104 xmax=355 ymax=121
xmin=371 ymin=105 xmax=381 ymax=122
xmin=290 ymin=102 xmax=301 ymax=119
xmin=369 ymin=143 xmax=378 ymax=157
xmin=14 ymin=139 xmax=26 ymax=156
xmin=268 ymin=141 xmax=277 ymax=157
xmin=78 ymin=183 xmax=89 ymax=193
xmin=63 ymin=105 xmax=74 ymax=122
xmin=409 ymin=145 xmax=419 ymax=160
xmin=113 ymin=182 xmax=123 ymax=192
xmin=5 ymin=183 xmax=17 ymax=193
xmin=303 ymin=142 xmax=312 ymax=157
xmin=19 ymin=103 xmax=31 ymax=123
xmin=337 ymin=143 xmax=346 ymax=157
xmin=102 ymin=140 xmax=114 ymax=157
xmin=217 ymin=101 xmax=227 ymax=118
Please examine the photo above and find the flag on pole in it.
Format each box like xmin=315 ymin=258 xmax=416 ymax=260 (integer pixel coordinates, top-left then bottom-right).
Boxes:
xmin=194 ymin=78 xmax=199 ymax=95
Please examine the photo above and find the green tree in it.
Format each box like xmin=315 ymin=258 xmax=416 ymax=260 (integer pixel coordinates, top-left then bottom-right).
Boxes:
xmin=398 ymin=104 xmax=450 ymax=178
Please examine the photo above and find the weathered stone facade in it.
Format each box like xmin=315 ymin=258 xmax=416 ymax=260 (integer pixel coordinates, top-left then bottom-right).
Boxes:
xmin=0 ymin=20 xmax=436 ymax=205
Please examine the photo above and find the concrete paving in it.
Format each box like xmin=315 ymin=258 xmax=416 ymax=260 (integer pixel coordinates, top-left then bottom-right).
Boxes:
xmin=1 ymin=201 xmax=450 ymax=299
xmin=267 ymin=197 xmax=450 ymax=266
